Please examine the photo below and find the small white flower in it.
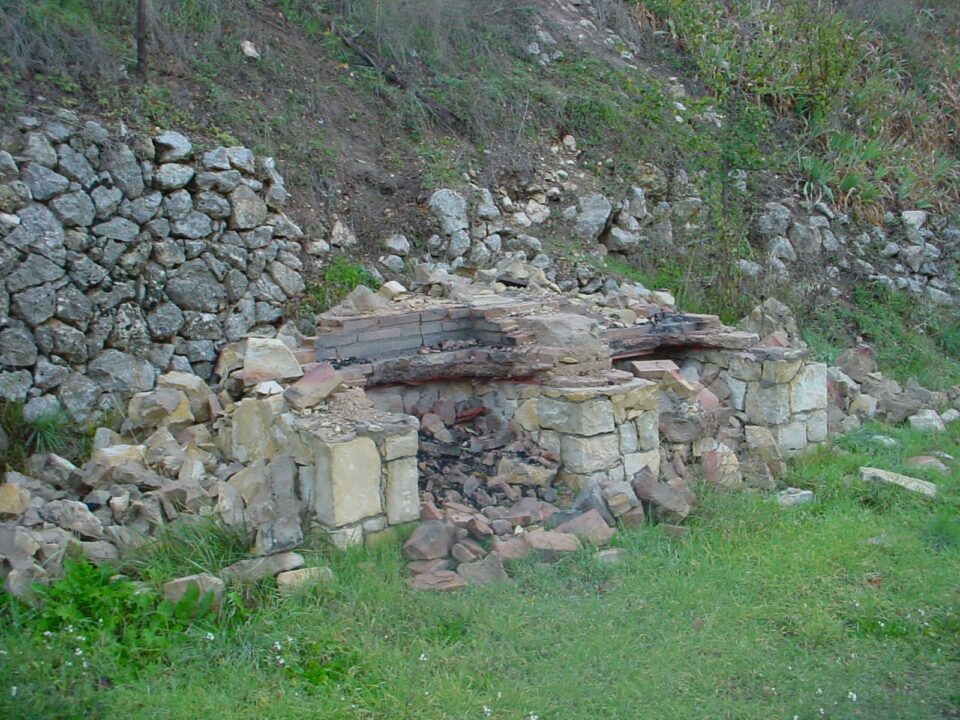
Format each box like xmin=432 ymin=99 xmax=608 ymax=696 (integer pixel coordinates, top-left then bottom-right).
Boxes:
xmin=286 ymin=636 xmax=294 ymax=644
xmin=10 ymin=686 xmax=17 ymax=698
xmin=816 ymin=688 xmax=823 ymax=695
xmin=419 ymin=653 xmax=428 ymax=662
xmin=275 ymin=656 xmax=285 ymax=667
xmin=204 ymin=632 xmax=215 ymax=642
xmin=0 ymin=650 xmax=7 ymax=656
xmin=42 ymin=631 xmax=53 ymax=638
xmin=848 ymin=691 xmax=858 ymax=702
xmin=74 ymin=648 xmax=83 ymax=656
xmin=526 ymin=714 xmax=539 ymax=720
xmin=482 ymin=705 xmax=492 ymax=717
xmin=273 ymin=641 xmax=283 ymax=652
xmin=75 ymin=635 xmax=86 ymax=642
xmin=65 ymin=625 xmax=74 ymax=633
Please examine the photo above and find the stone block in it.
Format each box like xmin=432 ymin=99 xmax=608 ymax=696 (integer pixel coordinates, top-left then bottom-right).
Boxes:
xmin=385 ymin=457 xmax=419 ymax=524
xmin=382 ymin=429 xmax=418 ymax=460
xmin=859 ymin=467 xmax=936 ymax=498
xmin=538 ymin=396 xmax=614 ymax=436
xmin=805 ymin=409 xmax=829 ymax=442
xmin=513 ymin=398 xmax=539 ymax=432
xmin=633 ymin=410 xmax=659 ymax=451
xmin=789 ymin=363 xmax=827 ymax=413
xmin=162 ymin=573 xmax=225 ymax=608
xmin=312 ymin=436 xmax=382 ymax=527
xmin=561 ymin=433 xmax=620 ymax=474
xmin=771 ymin=421 xmax=808 ymax=455
xmin=623 ymin=449 xmax=660 ymax=479
xmin=276 ymin=566 xmax=335 ymax=594
xmin=618 ymin=421 xmax=638 ymax=454
xmin=745 ymin=382 xmax=791 ymax=425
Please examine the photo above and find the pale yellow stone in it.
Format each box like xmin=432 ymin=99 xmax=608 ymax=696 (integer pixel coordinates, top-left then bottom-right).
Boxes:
xmin=313 ymin=436 xmax=382 ymax=527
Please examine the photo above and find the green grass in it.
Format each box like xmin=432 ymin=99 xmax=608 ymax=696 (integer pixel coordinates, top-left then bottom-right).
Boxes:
xmin=3 ymin=421 xmax=958 ymax=719
xmin=798 ymin=280 xmax=960 ymax=389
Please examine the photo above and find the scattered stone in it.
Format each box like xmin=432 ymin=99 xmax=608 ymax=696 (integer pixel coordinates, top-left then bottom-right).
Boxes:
xmin=276 ymin=566 xmax=335 ymax=594
xmin=859 ymin=467 xmax=937 ymax=498
xmin=283 ymin=363 xmax=343 ymax=408
xmin=241 ymin=338 xmax=303 ymax=384
xmin=777 ymin=488 xmax=814 ymax=507
xmin=907 ymin=409 xmax=946 ymax=433
xmin=162 ymin=573 xmax=226 ymax=608
xmin=222 ymin=552 xmax=305 ymax=583
xmin=402 ymin=521 xmax=459 ymax=560
xmin=554 ymin=509 xmax=615 ymax=545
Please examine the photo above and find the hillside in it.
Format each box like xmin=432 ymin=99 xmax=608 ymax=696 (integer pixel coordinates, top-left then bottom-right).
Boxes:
xmin=2 ymin=3 xmax=960 ymax=719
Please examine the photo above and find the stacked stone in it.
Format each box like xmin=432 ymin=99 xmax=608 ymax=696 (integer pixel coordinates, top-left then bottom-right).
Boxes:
xmin=0 ymin=335 xmax=423 ymax=598
xmin=0 ymin=110 xmax=306 ymax=421
xmin=756 ymin=199 xmax=958 ymax=305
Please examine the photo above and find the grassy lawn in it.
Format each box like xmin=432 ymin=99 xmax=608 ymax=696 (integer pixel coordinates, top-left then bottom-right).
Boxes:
xmin=2 ymin=421 xmax=959 ymax=720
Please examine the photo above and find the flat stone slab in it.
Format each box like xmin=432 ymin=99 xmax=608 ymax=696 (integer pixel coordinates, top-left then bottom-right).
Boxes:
xmin=859 ymin=467 xmax=937 ymax=498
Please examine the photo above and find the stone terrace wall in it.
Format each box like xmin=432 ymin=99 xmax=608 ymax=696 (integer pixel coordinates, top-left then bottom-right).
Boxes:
xmin=0 ymin=110 xmax=306 ymax=422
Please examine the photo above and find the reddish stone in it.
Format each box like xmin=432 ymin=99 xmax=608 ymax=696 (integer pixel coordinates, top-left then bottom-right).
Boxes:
xmin=408 ymin=559 xmax=451 ymax=575
xmin=451 ymin=539 xmax=487 ymax=563
xmin=283 ymin=363 xmax=343 ymax=409
xmin=523 ymin=531 xmax=581 ymax=561
xmin=420 ymin=501 xmax=444 ymax=521
xmin=457 ymin=552 xmax=509 ymax=586
xmin=401 ymin=521 xmax=458 ymax=560
xmin=409 ymin=570 xmax=467 ymax=591
xmin=490 ymin=519 xmax=514 ymax=536
xmin=619 ymin=506 xmax=646 ymax=528
xmin=467 ymin=516 xmax=494 ymax=540
xmin=491 ymin=537 xmax=531 ymax=560
xmin=554 ymin=509 xmax=615 ymax=545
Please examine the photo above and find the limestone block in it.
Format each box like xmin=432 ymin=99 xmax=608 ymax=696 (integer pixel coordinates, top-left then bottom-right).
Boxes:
xmin=538 ymin=396 xmax=614 ymax=436
xmin=771 ymin=421 xmax=808 ymax=455
xmin=724 ymin=353 xmax=762 ymax=382
xmin=228 ymin=398 xmax=277 ymax=463
xmin=513 ymin=398 xmax=539 ymax=432
xmin=537 ymin=429 xmax=561 ymax=457
xmin=745 ymin=382 xmax=791 ymax=425
xmin=859 ymin=467 xmax=936 ymax=498
xmin=385 ymin=457 xmax=419 ymax=524
xmin=849 ymin=392 xmax=878 ymax=419
xmin=382 ymin=429 xmax=418 ymax=461
xmin=612 ymin=381 xmax=659 ymax=420
xmin=561 ymin=433 xmax=620 ymax=474
xmin=805 ymin=409 xmax=829 ymax=443
xmin=762 ymin=358 xmax=803 ymax=384
xmin=618 ymin=421 xmax=638 ymax=454
xmin=789 ymin=363 xmax=827 ymax=413
xmin=313 ymin=436 xmax=382 ymax=527
xmin=720 ymin=371 xmax=747 ymax=411
xmin=498 ymin=457 xmax=557 ymax=487
xmin=277 ymin=566 xmax=335 ymax=594
xmin=633 ymin=410 xmax=659 ymax=451
xmin=623 ymin=449 xmax=660 ymax=479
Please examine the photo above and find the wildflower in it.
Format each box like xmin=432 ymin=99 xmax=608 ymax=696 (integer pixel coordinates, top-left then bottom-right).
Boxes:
xmin=10 ymin=687 xmax=17 ymax=698
xmin=74 ymin=648 xmax=84 ymax=656
xmin=273 ymin=641 xmax=283 ymax=652
xmin=482 ymin=705 xmax=492 ymax=717
xmin=848 ymin=692 xmax=858 ymax=702
xmin=526 ymin=714 xmax=539 ymax=720
xmin=204 ymin=632 xmax=215 ymax=642
xmin=419 ymin=653 xmax=428 ymax=662
xmin=275 ymin=656 xmax=286 ymax=667
xmin=42 ymin=631 xmax=53 ymax=638
xmin=286 ymin=636 xmax=294 ymax=644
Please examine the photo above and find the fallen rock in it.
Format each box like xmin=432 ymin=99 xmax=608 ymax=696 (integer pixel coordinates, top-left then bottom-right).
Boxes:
xmin=283 ymin=363 xmax=343 ymax=409
xmin=0 ymin=483 xmax=31 ymax=519
xmin=859 ymin=467 xmax=937 ymax=498
xmin=457 ymin=552 xmax=509 ymax=586
xmin=632 ymin=470 xmax=693 ymax=522
xmin=523 ymin=531 xmax=581 ymax=562
xmin=907 ymin=409 xmax=946 ymax=433
xmin=276 ymin=566 xmax=335 ymax=594
xmin=554 ymin=509 xmax=616 ymax=545
xmin=222 ymin=552 xmax=305 ymax=583
xmin=777 ymin=488 xmax=814 ymax=507
xmin=401 ymin=521 xmax=459 ymax=560
xmin=241 ymin=338 xmax=303 ymax=385
xmin=905 ymin=456 xmax=949 ymax=474
xmin=409 ymin=569 xmax=468 ymax=591
xmin=39 ymin=499 xmax=103 ymax=539
xmin=162 ymin=573 xmax=226 ymax=608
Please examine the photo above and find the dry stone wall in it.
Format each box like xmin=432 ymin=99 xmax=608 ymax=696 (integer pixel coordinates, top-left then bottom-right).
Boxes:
xmin=0 ymin=110 xmax=306 ymax=422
